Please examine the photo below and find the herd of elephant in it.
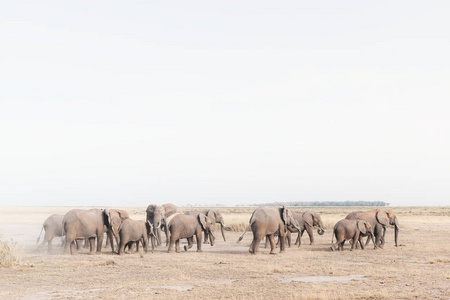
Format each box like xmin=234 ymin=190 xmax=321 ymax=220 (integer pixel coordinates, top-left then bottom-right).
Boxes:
xmin=35 ymin=204 xmax=400 ymax=255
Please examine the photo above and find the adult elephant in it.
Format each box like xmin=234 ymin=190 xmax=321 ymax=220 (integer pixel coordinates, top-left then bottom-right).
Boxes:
xmin=104 ymin=209 xmax=130 ymax=253
xmin=184 ymin=210 xmax=226 ymax=242
xmin=36 ymin=214 xmax=64 ymax=253
xmin=146 ymin=203 xmax=177 ymax=246
xmin=345 ymin=209 xmax=400 ymax=248
xmin=237 ymin=206 xmax=300 ymax=254
xmin=63 ymin=209 xmax=110 ymax=255
xmin=168 ymin=213 xmax=215 ymax=253
xmin=291 ymin=211 xmax=325 ymax=246
xmin=268 ymin=211 xmax=325 ymax=248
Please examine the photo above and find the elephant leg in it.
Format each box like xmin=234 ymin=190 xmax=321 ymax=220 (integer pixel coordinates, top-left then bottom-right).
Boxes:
xmin=184 ymin=237 xmax=193 ymax=251
xmin=203 ymin=231 xmax=209 ymax=244
xmin=48 ymin=239 xmax=53 ymax=253
xmin=374 ymin=231 xmax=383 ymax=248
xmin=359 ymin=236 xmax=365 ymax=250
xmin=96 ymin=232 xmax=104 ymax=253
xmin=143 ymin=237 xmax=149 ymax=253
xmin=306 ymin=226 xmax=314 ymax=245
xmin=338 ymin=240 xmax=345 ymax=251
xmin=196 ymin=232 xmax=203 ymax=252
xmin=286 ymin=231 xmax=291 ymax=248
xmin=175 ymin=239 xmax=181 ymax=253
xmin=88 ymin=237 xmax=96 ymax=254
xmin=249 ymin=232 xmax=263 ymax=254
xmin=118 ymin=240 xmax=125 ymax=255
xmin=64 ymin=235 xmax=73 ymax=254
xmin=297 ymin=230 xmax=303 ymax=248
xmin=268 ymin=234 xmax=277 ymax=254
xmin=135 ymin=240 xmax=140 ymax=253
xmin=380 ymin=227 xmax=386 ymax=247
xmin=168 ymin=237 xmax=175 ymax=253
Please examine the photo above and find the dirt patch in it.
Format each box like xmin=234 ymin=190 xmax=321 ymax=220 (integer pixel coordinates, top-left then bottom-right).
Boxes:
xmin=280 ymin=274 xmax=366 ymax=283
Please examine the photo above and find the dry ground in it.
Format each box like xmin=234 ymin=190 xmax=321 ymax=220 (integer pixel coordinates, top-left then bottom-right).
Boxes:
xmin=0 ymin=206 xmax=449 ymax=299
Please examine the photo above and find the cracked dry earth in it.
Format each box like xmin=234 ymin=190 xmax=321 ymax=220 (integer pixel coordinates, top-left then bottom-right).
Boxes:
xmin=0 ymin=206 xmax=449 ymax=299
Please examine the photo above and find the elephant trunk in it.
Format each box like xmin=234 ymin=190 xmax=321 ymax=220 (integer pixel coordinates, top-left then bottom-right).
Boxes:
xmin=220 ymin=222 xmax=226 ymax=242
xmin=209 ymin=230 xmax=215 ymax=246
xmin=394 ymin=217 xmax=399 ymax=247
xmin=317 ymin=220 xmax=325 ymax=235
xmin=150 ymin=235 xmax=156 ymax=252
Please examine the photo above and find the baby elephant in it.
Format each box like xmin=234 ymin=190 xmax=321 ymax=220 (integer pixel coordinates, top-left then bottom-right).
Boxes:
xmin=331 ymin=219 xmax=376 ymax=251
xmin=168 ymin=213 xmax=215 ymax=253
xmin=118 ymin=219 xmax=155 ymax=255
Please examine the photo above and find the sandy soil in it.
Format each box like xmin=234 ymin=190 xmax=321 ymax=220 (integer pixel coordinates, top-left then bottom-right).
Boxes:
xmin=0 ymin=206 xmax=449 ymax=299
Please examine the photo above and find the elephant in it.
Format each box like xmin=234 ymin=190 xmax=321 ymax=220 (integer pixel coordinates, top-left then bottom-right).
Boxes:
xmin=292 ymin=211 xmax=325 ymax=246
xmin=36 ymin=214 xmax=64 ymax=253
xmin=184 ymin=210 xmax=226 ymax=243
xmin=264 ymin=211 xmax=325 ymax=249
xmin=104 ymin=209 xmax=130 ymax=253
xmin=237 ymin=206 xmax=300 ymax=255
xmin=118 ymin=219 xmax=155 ymax=255
xmin=330 ymin=219 xmax=376 ymax=251
xmin=146 ymin=203 xmax=177 ymax=246
xmin=62 ymin=209 xmax=110 ymax=255
xmin=345 ymin=209 xmax=400 ymax=248
xmin=167 ymin=213 xmax=215 ymax=253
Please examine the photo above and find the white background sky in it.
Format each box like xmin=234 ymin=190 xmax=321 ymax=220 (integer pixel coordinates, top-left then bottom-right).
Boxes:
xmin=1 ymin=1 xmax=449 ymax=207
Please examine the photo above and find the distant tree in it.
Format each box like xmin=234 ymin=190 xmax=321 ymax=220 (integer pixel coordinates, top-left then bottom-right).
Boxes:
xmin=249 ymin=201 xmax=388 ymax=207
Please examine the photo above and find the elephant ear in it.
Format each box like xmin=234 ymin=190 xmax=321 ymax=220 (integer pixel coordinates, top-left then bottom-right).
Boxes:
xmin=198 ymin=213 xmax=208 ymax=231
xmin=281 ymin=206 xmax=288 ymax=225
xmin=206 ymin=210 xmax=216 ymax=221
xmin=146 ymin=205 xmax=157 ymax=218
xmin=302 ymin=212 xmax=314 ymax=227
xmin=357 ymin=221 xmax=367 ymax=234
xmin=104 ymin=209 xmax=112 ymax=227
xmin=376 ymin=210 xmax=390 ymax=226
xmin=162 ymin=203 xmax=177 ymax=218
xmin=118 ymin=210 xmax=130 ymax=222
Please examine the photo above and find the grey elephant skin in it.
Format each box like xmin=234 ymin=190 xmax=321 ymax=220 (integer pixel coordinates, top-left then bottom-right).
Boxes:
xmin=265 ymin=211 xmax=325 ymax=248
xmin=167 ymin=213 xmax=215 ymax=253
xmin=104 ymin=209 xmax=130 ymax=253
xmin=118 ymin=219 xmax=155 ymax=255
xmin=36 ymin=214 xmax=64 ymax=253
xmin=146 ymin=203 xmax=177 ymax=246
xmin=345 ymin=209 xmax=400 ymax=248
xmin=184 ymin=209 xmax=226 ymax=242
xmin=292 ymin=211 xmax=325 ymax=246
xmin=62 ymin=209 xmax=110 ymax=255
xmin=331 ymin=219 xmax=375 ymax=251
xmin=238 ymin=206 xmax=300 ymax=255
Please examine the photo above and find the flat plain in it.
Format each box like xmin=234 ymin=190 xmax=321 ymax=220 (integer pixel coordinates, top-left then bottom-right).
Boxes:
xmin=0 ymin=206 xmax=449 ymax=299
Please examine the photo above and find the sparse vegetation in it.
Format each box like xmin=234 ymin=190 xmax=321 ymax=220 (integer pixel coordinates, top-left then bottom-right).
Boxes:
xmin=0 ymin=236 xmax=20 ymax=267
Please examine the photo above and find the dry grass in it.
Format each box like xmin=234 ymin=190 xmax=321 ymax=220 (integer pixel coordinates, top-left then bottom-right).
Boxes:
xmin=0 ymin=236 xmax=21 ymax=267
xmin=0 ymin=206 xmax=449 ymax=299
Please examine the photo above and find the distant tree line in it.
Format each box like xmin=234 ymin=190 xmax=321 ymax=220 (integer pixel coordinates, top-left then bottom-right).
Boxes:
xmin=249 ymin=201 xmax=389 ymax=207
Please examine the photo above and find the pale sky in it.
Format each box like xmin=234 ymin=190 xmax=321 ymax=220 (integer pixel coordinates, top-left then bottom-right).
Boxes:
xmin=1 ymin=1 xmax=449 ymax=207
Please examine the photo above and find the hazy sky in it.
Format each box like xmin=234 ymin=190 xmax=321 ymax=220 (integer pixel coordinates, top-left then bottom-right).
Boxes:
xmin=1 ymin=1 xmax=449 ymax=207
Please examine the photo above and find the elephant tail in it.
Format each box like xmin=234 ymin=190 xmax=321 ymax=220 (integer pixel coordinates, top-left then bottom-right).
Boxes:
xmin=36 ymin=226 xmax=44 ymax=244
xmin=237 ymin=225 xmax=250 ymax=243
